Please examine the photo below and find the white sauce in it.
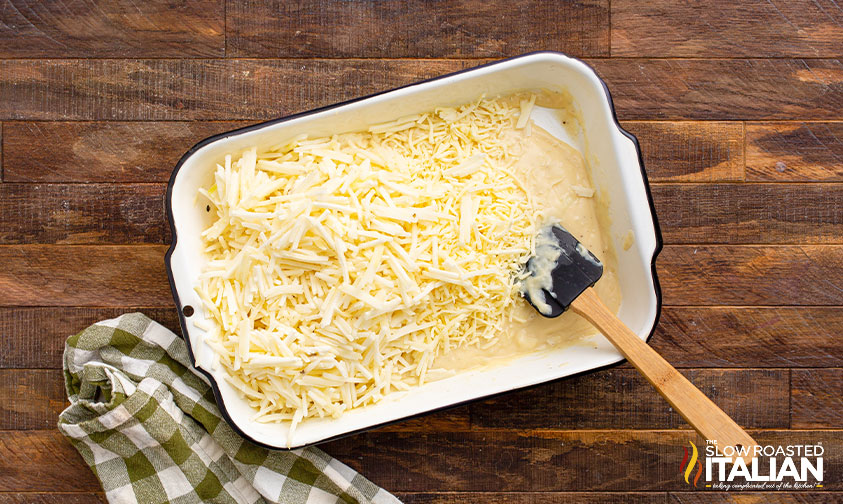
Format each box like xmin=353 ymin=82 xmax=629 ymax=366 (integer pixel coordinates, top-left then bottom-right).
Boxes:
xmin=576 ymin=242 xmax=603 ymax=268
xmin=520 ymin=224 xmax=563 ymax=316
xmin=520 ymin=225 xmax=604 ymax=316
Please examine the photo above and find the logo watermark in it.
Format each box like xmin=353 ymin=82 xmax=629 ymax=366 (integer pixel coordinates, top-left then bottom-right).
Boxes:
xmin=680 ymin=440 xmax=824 ymax=490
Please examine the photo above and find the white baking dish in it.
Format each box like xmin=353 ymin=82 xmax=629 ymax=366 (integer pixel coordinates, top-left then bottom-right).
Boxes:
xmin=165 ymin=52 xmax=662 ymax=449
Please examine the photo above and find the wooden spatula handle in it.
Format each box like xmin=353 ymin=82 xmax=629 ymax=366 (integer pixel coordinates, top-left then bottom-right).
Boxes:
xmin=571 ymin=288 xmax=758 ymax=461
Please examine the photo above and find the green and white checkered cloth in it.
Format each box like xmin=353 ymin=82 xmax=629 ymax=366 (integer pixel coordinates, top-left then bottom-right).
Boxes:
xmin=58 ymin=313 xmax=401 ymax=504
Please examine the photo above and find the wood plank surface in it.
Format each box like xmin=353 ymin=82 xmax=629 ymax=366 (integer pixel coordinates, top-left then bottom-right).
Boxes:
xmin=324 ymin=430 xmax=842 ymax=492
xmin=747 ymin=122 xmax=843 ymax=182
xmin=0 ymin=431 xmax=99 ymax=492
xmin=398 ymin=493 xmax=667 ymax=504
xmin=0 ymin=0 xmax=224 ymax=58
xmin=0 ymin=494 xmax=105 ymax=504
xmin=622 ymin=122 xmax=744 ymax=182
xmin=1 ymin=245 xmax=842 ymax=307
xmin=3 ymin=307 xmax=843 ymax=370
xmin=588 ymin=59 xmax=843 ymax=121
xmin=652 ymin=184 xmax=843 ymax=244
xmin=669 ymin=495 xmax=843 ymax=504
xmin=3 ymin=59 xmax=843 ymax=121
xmin=469 ymin=369 xmax=788 ymax=430
xmin=0 ymin=59 xmax=475 ymax=121
xmin=659 ymin=246 xmax=843 ymax=306
xmin=398 ymin=494 xmax=843 ymax=504
xmin=1 ymin=3 xmax=841 ymax=501
xmin=0 ymin=184 xmax=167 ymax=244
xmin=4 ymin=181 xmax=843 ymax=246
xmin=791 ymin=368 xmax=843 ymax=428
xmin=6 ymin=493 xmax=839 ymax=504
xmin=227 ymin=0 xmax=609 ymax=58
xmin=2 ymin=429 xmax=838 ymax=492
xmin=0 ymin=368 xmax=790 ymax=431
xmin=9 ymin=120 xmax=843 ymax=185
xmin=2 ymin=121 xmax=249 ymax=183
xmin=0 ymin=246 xmax=170 ymax=307
xmin=651 ymin=307 xmax=843 ymax=368
xmin=0 ymin=367 xmax=469 ymax=432
xmin=0 ymin=370 xmax=66 ymax=430
xmin=0 ymin=308 xmax=180 ymax=369
xmin=612 ymin=0 xmax=843 ymax=58
xmin=376 ymin=408 xmax=470 ymax=434
xmin=4 ymin=120 xmax=745 ymax=184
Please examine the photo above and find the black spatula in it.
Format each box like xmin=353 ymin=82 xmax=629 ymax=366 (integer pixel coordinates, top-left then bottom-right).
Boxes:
xmin=521 ymin=224 xmax=604 ymax=318
xmin=521 ymin=224 xmax=758 ymax=462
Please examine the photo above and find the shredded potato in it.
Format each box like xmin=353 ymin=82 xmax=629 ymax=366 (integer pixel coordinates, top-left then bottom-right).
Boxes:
xmin=195 ymin=95 xmax=539 ymax=440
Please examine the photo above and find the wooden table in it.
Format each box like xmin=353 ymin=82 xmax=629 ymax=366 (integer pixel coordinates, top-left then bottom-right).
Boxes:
xmin=1 ymin=1 xmax=841 ymax=502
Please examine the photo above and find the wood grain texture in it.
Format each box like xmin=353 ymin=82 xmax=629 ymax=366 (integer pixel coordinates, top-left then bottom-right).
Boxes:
xmin=1 ymin=245 xmax=842 ymax=308
xmin=612 ymin=0 xmax=843 ymax=58
xmin=651 ymin=307 xmax=843 ymax=368
xmin=4 ymin=59 xmax=843 ymax=121
xmin=791 ymin=368 xmax=843 ymax=428
xmin=0 ymin=307 xmax=180 ymax=369
xmin=588 ymin=59 xmax=843 ymax=121
xmin=4 ymin=307 xmax=842 ymax=370
xmin=747 ymin=122 xmax=843 ymax=181
xmin=3 ymin=120 xmax=745 ymax=184
xmin=398 ymin=493 xmax=667 ymax=504
xmin=0 ymin=1 xmax=839 ymax=501
xmin=470 ymin=368 xmax=788 ymax=430
xmin=0 ymin=184 xmax=167 ymax=244
xmin=0 ymin=431 xmax=99 ymax=492
xmin=0 ymin=367 xmax=789 ymax=431
xmin=398 ymin=494 xmax=843 ymax=504
xmin=3 ymin=121 xmax=250 ymax=183
xmin=227 ymin=0 xmax=609 ymax=58
xmin=0 ymin=245 xmax=171 ymax=307
xmin=6 ymin=182 xmax=843 ymax=245
xmin=659 ymin=246 xmax=843 ymax=306
xmin=669 ymin=494 xmax=843 ymax=504
xmin=0 ymin=0 xmax=224 ymax=58
xmin=622 ymin=121 xmax=744 ymax=182
xmin=0 ymin=370 xmax=66 ymax=430
xmin=3 ymin=430 xmax=838 ymax=492
xmin=33 ymin=494 xmax=835 ymax=504
xmin=323 ymin=430 xmax=841 ymax=492
xmin=0 ymin=368 xmax=468 ymax=431
xmin=0 ymin=494 xmax=105 ymax=504
xmin=652 ymin=184 xmax=843 ymax=244
xmin=0 ymin=59 xmax=475 ymax=121
xmin=11 ymin=120 xmax=843 ymax=188
xmin=376 ymin=407 xmax=470 ymax=433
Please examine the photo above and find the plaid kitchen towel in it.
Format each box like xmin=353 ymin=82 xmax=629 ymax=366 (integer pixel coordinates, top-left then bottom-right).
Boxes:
xmin=58 ymin=313 xmax=400 ymax=504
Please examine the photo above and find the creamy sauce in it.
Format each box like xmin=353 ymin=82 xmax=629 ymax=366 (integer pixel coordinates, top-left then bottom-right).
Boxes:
xmin=434 ymin=121 xmax=622 ymax=372
xmin=623 ymin=229 xmax=636 ymax=251
xmin=519 ymin=223 xmax=605 ymax=316
xmin=519 ymin=224 xmax=564 ymax=315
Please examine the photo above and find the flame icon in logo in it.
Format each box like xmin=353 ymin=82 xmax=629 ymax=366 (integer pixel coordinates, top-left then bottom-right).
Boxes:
xmin=680 ymin=441 xmax=703 ymax=487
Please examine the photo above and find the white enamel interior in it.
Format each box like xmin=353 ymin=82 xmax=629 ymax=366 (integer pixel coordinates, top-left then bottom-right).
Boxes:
xmin=166 ymin=52 xmax=660 ymax=449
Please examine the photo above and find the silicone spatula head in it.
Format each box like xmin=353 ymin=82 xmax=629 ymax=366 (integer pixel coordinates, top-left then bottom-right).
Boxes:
xmin=520 ymin=224 xmax=604 ymax=318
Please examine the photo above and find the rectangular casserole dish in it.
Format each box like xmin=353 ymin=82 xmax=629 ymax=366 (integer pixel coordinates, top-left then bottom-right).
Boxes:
xmin=165 ymin=51 xmax=662 ymax=449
